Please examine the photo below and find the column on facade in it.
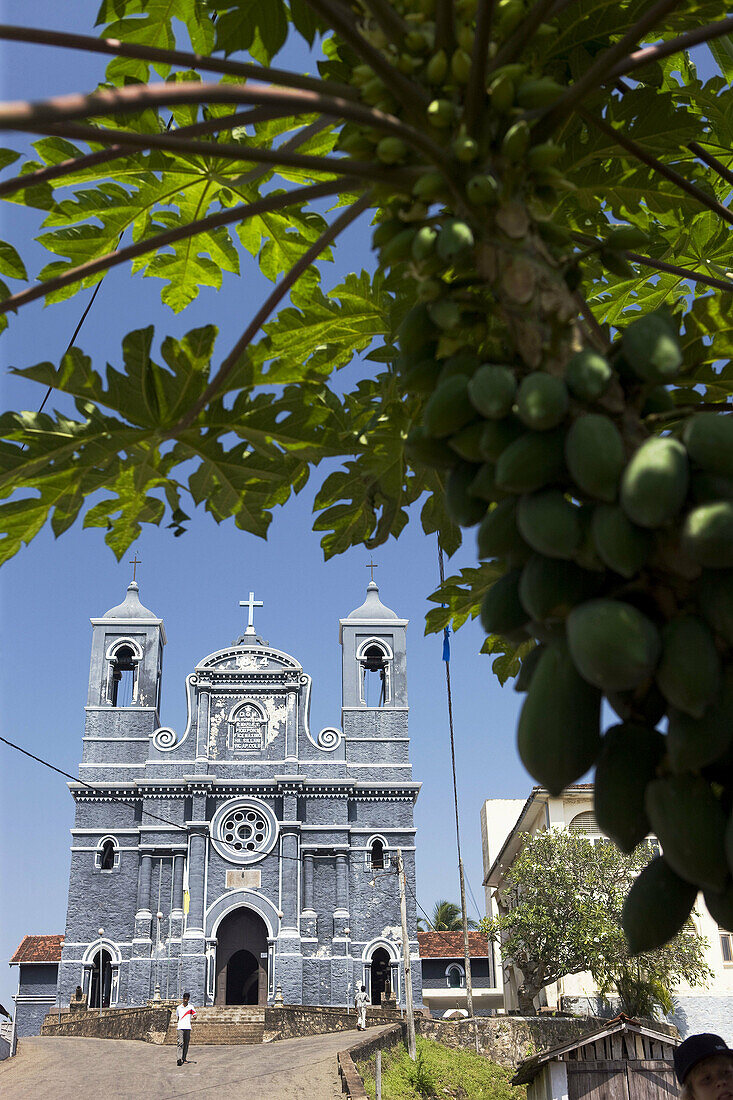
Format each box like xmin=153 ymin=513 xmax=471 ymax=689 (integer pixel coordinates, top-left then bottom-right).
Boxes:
xmin=335 ymin=853 xmax=349 ymax=913
xmin=196 ymin=689 xmax=210 ymax=763
xmin=280 ymin=829 xmax=299 ymax=930
xmin=172 ymin=853 xmax=185 ymax=914
xmin=136 ymin=852 xmax=153 ymax=914
xmin=285 ymin=691 xmax=298 ymax=761
xmin=186 ymin=831 xmax=206 ymax=932
xmin=302 ymin=853 xmax=315 ymax=912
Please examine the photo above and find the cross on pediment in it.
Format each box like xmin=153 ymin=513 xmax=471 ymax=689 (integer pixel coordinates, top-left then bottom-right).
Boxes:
xmin=129 ymin=554 xmax=141 ymax=582
xmin=366 ymin=558 xmax=378 ymax=582
xmin=239 ymin=591 xmax=263 ymax=635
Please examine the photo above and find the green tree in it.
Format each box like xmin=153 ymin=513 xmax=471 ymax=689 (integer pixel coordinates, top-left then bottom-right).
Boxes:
xmin=481 ymin=830 xmax=711 ymax=1017
xmin=2 ymin=2 xmax=733 ymax=942
xmin=418 ymin=899 xmax=479 ymax=931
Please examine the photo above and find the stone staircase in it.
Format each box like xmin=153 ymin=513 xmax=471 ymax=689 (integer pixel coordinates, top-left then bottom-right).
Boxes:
xmin=164 ymin=1005 xmax=266 ymax=1046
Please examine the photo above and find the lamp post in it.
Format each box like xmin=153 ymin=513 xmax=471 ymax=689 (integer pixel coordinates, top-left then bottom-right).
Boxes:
xmin=97 ymin=929 xmax=104 ymax=1019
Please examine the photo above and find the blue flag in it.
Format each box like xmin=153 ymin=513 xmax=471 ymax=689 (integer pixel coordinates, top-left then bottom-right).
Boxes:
xmin=442 ymin=623 xmax=451 ymax=663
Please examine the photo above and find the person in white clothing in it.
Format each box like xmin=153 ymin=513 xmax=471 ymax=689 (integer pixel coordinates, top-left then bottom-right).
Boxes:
xmin=354 ymin=985 xmax=368 ymax=1031
xmin=176 ymin=992 xmax=196 ymax=1065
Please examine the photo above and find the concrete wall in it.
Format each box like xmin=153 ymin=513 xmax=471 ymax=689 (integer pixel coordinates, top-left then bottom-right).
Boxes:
xmin=41 ymin=1004 xmax=172 ymax=1043
xmin=14 ymin=963 xmax=60 ymax=1039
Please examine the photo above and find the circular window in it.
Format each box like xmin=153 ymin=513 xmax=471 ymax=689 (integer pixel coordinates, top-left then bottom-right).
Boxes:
xmin=211 ymin=798 xmax=278 ymax=865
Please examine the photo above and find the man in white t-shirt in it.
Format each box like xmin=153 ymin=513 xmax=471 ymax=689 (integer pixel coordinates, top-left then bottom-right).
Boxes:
xmin=176 ymin=992 xmax=196 ymax=1066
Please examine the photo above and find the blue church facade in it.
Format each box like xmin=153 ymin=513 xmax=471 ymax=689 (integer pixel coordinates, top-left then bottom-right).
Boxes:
xmin=14 ymin=579 xmax=422 ymax=1031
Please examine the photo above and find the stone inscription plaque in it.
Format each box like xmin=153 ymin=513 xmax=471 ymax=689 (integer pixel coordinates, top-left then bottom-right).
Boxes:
xmin=226 ymin=869 xmax=262 ymax=890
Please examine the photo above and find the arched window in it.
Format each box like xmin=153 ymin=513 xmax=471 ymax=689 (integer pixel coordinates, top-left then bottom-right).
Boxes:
xmin=356 ymin=638 xmax=393 ymax=707
xmin=568 ymin=811 xmax=602 ymax=837
xmin=95 ymin=836 xmax=119 ymax=872
xmin=370 ymin=838 xmax=385 ymax=870
xmin=446 ymin=964 xmax=464 ymax=989
xmin=108 ymin=644 xmax=137 ymax=706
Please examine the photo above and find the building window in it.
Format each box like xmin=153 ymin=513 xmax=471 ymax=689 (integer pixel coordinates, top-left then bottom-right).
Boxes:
xmin=568 ymin=811 xmax=602 ymax=836
xmin=210 ymin=798 xmax=279 ymax=865
xmin=95 ymin=836 xmax=119 ymax=872
xmin=356 ymin=638 xmax=393 ymax=707
xmin=446 ymin=964 xmax=465 ymax=989
xmin=721 ymin=930 xmax=733 ymax=964
xmin=370 ymin=839 xmax=385 ymax=870
xmin=108 ymin=644 xmax=138 ymax=706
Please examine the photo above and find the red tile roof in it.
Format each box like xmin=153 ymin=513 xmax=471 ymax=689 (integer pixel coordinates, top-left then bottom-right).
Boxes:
xmin=417 ymin=931 xmax=489 ymax=959
xmin=10 ymin=935 xmax=64 ymax=964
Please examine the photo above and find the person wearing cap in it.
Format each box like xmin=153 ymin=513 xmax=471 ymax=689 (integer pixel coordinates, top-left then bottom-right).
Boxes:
xmin=175 ymin=992 xmax=196 ymax=1066
xmin=674 ymin=1033 xmax=733 ymax=1099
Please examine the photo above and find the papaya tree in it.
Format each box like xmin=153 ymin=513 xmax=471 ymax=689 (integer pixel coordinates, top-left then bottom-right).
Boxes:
xmin=1 ymin=2 xmax=733 ymax=950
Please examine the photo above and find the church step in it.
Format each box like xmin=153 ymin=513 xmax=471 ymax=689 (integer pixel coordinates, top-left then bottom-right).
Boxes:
xmin=164 ymin=1006 xmax=266 ymax=1045
xmin=165 ymin=1026 xmax=265 ymax=1045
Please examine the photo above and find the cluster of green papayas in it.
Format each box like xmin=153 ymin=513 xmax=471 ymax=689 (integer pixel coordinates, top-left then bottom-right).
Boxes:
xmin=335 ymin=0 xmax=733 ymax=953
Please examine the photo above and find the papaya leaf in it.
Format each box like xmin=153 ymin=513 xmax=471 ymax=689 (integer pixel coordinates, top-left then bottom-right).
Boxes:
xmin=481 ymin=635 xmax=536 ymax=686
xmin=209 ymin=0 xmax=289 ymax=60
xmin=425 ymin=565 xmax=505 ymax=635
xmin=96 ymin=0 xmax=215 ymax=85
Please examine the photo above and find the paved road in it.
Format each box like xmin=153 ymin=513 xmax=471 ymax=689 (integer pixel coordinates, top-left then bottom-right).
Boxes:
xmin=0 ymin=1026 xmax=387 ymax=1099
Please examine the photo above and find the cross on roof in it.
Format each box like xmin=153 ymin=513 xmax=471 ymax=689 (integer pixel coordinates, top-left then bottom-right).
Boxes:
xmin=366 ymin=558 xmax=378 ymax=583
xmin=129 ymin=554 xmax=141 ymax=582
xmin=239 ymin=591 xmax=263 ymax=635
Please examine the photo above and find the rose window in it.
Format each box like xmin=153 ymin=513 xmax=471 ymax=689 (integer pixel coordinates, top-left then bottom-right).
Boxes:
xmin=211 ymin=798 xmax=278 ymax=865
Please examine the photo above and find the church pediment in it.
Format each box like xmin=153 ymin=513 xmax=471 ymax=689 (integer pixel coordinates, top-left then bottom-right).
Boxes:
xmin=197 ymin=646 xmax=302 ymax=675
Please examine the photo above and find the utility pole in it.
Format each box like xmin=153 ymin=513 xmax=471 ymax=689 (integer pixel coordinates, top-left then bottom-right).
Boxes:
xmin=396 ymin=848 xmax=416 ymax=1061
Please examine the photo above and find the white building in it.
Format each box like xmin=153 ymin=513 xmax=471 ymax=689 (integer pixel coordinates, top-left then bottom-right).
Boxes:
xmin=481 ymin=785 xmax=733 ymax=1041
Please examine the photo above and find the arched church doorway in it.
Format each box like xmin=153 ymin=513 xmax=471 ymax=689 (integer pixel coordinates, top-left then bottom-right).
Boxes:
xmin=215 ymin=908 xmax=268 ymax=1006
xmin=370 ymin=947 xmax=391 ymax=1006
xmin=89 ymin=948 xmax=113 ymax=1009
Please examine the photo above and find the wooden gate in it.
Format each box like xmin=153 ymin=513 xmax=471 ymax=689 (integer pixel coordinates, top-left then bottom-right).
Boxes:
xmin=567 ymin=1060 xmax=679 ymax=1099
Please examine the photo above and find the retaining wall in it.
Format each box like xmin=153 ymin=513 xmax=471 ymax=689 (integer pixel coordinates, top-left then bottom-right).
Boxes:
xmin=41 ymin=1004 xmax=172 ymax=1044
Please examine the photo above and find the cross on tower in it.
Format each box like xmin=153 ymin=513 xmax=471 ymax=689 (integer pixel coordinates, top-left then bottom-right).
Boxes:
xmin=239 ymin=591 xmax=264 ymax=635
xmin=129 ymin=554 xmax=141 ymax=582
xmin=366 ymin=558 xmax=378 ymax=583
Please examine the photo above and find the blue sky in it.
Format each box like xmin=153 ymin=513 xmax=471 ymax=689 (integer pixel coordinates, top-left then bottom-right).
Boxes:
xmin=0 ymin=2 xmax=532 ymax=1013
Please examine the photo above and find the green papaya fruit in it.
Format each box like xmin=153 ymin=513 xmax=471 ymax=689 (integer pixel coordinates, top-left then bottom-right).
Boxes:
xmin=683 ymin=412 xmax=733 ymax=479
xmin=453 ymin=134 xmax=478 ymax=162
xmin=573 ymin=504 xmax=607 ymax=573
xmin=621 ymin=312 xmax=682 ymax=382
xmin=404 ymin=425 xmax=456 ymax=469
xmin=466 ymin=173 xmax=500 ymax=205
xmin=591 ymin=504 xmax=651 ymax=578
xmin=468 ymin=364 xmax=518 ymax=419
xmin=449 ymin=421 xmax=485 ymax=463
xmin=428 ymin=298 xmax=462 ymax=331
xmin=480 ymin=417 xmax=523 ymax=461
xmin=436 ymin=219 xmax=475 ymax=263
xmin=376 ymin=136 xmax=408 ymax=164
xmin=681 ymin=501 xmax=733 ymax=568
xmin=423 ymin=375 xmax=476 ymax=438
xmin=641 ymin=385 xmax=675 ymax=416
xmin=477 ymin=498 xmax=525 ymax=559
xmin=620 ymin=436 xmax=689 ymax=528
xmin=488 ymin=73 xmax=515 ymax=113
xmin=704 ymin=881 xmax=733 ymax=934
xmin=451 ymin=46 xmax=472 ymax=83
xmin=501 ymin=119 xmax=530 ymax=163
xmin=402 ymin=355 xmax=442 ymax=395
xmin=645 ymin=774 xmax=728 ymax=893
xmin=517 ymin=641 xmax=602 ymax=795
xmin=515 ymin=77 xmax=564 ymax=108
xmin=516 ymin=490 xmax=582 ymax=560
xmin=594 ymin=722 xmax=665 ymax=853
xmin=519 ymin=555 xmax=599 ymax=622
xmin=699 ymin=571 xmax=733 ymax=644
xmin=526 ymin=142 xmax=563 ymax=171
xmin=565 ymin=414 xmax=625 ymax=502
xmin=667 ymin=666 xmax=733 ymax=773
xmin=372 ymin=218 xmax=404 ymax=249
xmin=565 ymin=348 xmax=612 ymax=402
xmin=398 ymin=304 xmax=436 ymax=355
xmin=470 ymin=462 xmax=508 ymax=503
xmin=656 ymin=615 xmax=721 ymax=719
xmin=439 ymin=350 xmax=480 ymax=383
xmin=380 ymin=226 xmax=417 ymax=266
xmin=411 ymin=225 xmax=438 ymax=262
xmin=480 ymin=569 xmax=529 ymax=636
xmin=496 ymin=0 xmax=525 ymax=33
xmin=622 ymin=857 xmax=696 ymax=954
xmin=426 ymin=51 xmax=448 ymax=85
xmin=566 ymin=599 xmax=661 ymax=692
xmin=495 ymin=430 xmax=565 ymax=493
xmin=516 ymin=372 xmax=569 ymax=431
xmin=445 ymin=463 xmax=487 ymax=527
xmin=412 ymin=170 xmax=449 ymax=201
xmin=605 ymin=226 xmax=649 ymax=250
xmin=514 ymin=644 xmax=544 ymax=692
